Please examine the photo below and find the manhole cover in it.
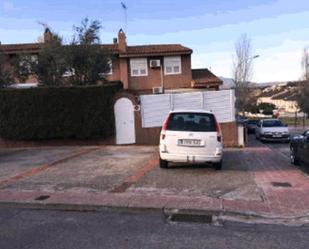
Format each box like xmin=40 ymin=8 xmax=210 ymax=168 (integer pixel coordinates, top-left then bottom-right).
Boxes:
xmin=35 ymin=195 xmax=50 ymax=201
xmin=271 ymin=182 xmax=292 ymax=187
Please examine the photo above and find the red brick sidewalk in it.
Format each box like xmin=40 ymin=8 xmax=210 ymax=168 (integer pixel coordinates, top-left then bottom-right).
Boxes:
xmin=244 ymin=146 xmax=309 ymax=217
xmin=0 ymin=144 xmax=309 ymax=221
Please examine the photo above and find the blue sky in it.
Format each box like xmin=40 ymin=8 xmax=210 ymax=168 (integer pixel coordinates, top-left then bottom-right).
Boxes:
xmin=1 ymin=0 xmax=309 ymax=82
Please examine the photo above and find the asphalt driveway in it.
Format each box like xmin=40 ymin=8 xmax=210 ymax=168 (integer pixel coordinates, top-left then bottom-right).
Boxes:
xmin=0 ymin=145 xmax=263 ymax=201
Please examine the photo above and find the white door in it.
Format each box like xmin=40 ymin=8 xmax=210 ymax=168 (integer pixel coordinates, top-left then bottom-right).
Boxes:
xmin=114 ymin=98 xmax=136 ymax=144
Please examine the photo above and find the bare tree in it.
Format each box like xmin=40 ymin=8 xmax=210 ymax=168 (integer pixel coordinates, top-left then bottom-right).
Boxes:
xmin=232 ymin=34 xmax=256 ymax=114
xmin=302 ymin=47 xmax=309 ymax=81
xmin=297 ymin=47 xmax=309 ymax=115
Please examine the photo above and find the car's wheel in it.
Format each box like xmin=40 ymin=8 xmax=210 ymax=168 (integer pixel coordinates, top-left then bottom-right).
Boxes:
xmin=159 ymin=158 xmax=168 ymax=168
xmin=290 ymin=146 xmax=300 ymax=166
xmin=214 ymin=160 xmax=222 ymax=170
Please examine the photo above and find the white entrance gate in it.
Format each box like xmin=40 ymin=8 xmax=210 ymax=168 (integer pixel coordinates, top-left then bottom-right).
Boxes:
xmin=114 ymin=98 xmax=136 ymax=144
xmin=140 ymin=90 xmax=236 ymax=128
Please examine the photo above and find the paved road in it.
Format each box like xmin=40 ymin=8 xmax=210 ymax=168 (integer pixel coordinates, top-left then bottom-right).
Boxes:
xmin=0 ymin=207 xmax=309 ymax=249
xmin=248 ymin=134 xmax=309 ymax=176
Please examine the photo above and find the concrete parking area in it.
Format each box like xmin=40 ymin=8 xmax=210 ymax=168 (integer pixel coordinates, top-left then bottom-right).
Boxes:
xmin=0 ymin=147 xmax=82 ymax=182
xmin=0 ymin=132 xmax=309 ymax=222
xmin=0 ymin=146 xmax=157 ymax=193
xmin=0 ymin=145 xmax=262 ymax=201
xmin=127 ymin=150 xmax=263 ymax=201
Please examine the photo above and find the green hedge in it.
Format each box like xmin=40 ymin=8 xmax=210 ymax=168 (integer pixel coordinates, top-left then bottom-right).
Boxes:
xmin=0 ymin=82 xmax=122 ymax=140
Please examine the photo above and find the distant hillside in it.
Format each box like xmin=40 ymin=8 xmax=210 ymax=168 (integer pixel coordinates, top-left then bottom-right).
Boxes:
xmin=219 ymin=77 xmax=235 ymax=89
xmin=251 ymin=81 xmax=288 ymax=88
xmin=218 ymin=78 xmax=303 ymax=89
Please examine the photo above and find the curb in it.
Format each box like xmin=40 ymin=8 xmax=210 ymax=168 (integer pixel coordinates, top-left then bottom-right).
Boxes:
xmin=1 ymin=199 xmax=309 ymax=226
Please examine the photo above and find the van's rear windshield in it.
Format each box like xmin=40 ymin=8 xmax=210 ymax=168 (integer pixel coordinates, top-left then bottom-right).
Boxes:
xmin=166 ymin=112 xmax=216 ymax=132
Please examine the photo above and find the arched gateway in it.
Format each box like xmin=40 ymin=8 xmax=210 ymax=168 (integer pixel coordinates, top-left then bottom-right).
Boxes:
xmin=114 ymin=97 xmax=136 ymax=144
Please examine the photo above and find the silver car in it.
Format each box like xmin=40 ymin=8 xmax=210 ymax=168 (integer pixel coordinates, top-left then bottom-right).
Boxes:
xmin=255 ymin=119 xmax=290 ymax=142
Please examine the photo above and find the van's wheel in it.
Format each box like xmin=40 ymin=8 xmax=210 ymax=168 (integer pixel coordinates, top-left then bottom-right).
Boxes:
xmin=214 ymin=160 xmax=222 ymax=170
xmin=159 ymin=159 xmax=168 ymax=168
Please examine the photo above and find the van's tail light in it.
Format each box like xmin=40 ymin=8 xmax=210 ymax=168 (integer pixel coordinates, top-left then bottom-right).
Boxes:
xmin=214 ymin=116 xmax=222 ymax=142
xmin=161 ymin=113 xmax=171 ymax=140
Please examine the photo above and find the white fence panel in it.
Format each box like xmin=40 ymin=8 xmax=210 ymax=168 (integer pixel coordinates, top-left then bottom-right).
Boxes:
xmin=140 ymin=94 xmax=171 ymax=128
xmin=203 ymin=90 xmax=235 ymax=123
xmin=173 ymin=92 xmax=203 ymax=110
xmin=140 ymin=90 xmax=235 ymax=128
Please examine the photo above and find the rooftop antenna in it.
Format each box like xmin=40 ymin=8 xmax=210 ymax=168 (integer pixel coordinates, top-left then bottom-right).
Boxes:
xmin=121 ymin=2 xmax=128 ymax=34
xmin=37 ymin=21 xmax=48 ymax=30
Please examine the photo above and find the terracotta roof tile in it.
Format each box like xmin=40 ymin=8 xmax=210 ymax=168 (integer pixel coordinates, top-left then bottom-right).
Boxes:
xmin=1 ymin=42 xmax=192 ymax=57
xmin=191 ymin=68 xmax=223 ymax=87
xmin=120 ymin=44 xmax=192 ymax=57
xmin=0 ymin=43 xmax=41 ymax=54
xmin=101 ymin=44 xmax=119 ymax=53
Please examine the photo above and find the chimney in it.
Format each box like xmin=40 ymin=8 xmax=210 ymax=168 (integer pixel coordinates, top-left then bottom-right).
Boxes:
xmin=44 ymin=28 xmax=52 ymax=43
xmin=118 ymin=29 xmax=127 ymax=52
xmin=113 ymin=38 xmax=118 ymax=45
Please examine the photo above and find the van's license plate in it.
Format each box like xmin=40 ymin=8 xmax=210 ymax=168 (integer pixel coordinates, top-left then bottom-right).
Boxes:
xmin=178 ymin=139 xmax=202 ymax=147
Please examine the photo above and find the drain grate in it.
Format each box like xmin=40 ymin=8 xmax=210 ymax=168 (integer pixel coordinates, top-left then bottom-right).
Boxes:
xmin=271 ymin=182 xmax=292 ymax=188
xmin=35 ymin=195 xmax=50 ymax=201
xmin=169 ymin=213 xmax=213 ymax=224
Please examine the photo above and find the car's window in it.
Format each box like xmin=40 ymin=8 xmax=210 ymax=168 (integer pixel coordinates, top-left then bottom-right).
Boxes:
xmin=167 ymin=112 xmax=216 ymax=132
xmin=248 ymin=120 xmax=258 ymax=125
xmin=304 ymin=130 xmax=309 ymax=136
xmin=262 ymin=120 xmax=284 ymax=127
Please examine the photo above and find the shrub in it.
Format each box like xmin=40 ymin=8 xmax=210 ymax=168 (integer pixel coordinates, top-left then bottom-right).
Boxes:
xmin=0 ymin=82 xmax=122 ymax=140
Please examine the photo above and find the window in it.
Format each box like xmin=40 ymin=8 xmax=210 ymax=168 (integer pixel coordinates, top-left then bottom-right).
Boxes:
xmin=105 ymin=59 xmax=113 ymax=75
xmin=63 ymin=68 xmax=75 ymax=77
xmin=130 ymin=58 xmax=148 ymax=76
xmin=164 ymin=56 xmax=181 ymax=75
xmin=262 ymin=120 xmax=284 ymax=127
xmin=98 ymin=59 xmax=113 ymax=78
xmin=166 ymin=112 xmax=216 ymax=132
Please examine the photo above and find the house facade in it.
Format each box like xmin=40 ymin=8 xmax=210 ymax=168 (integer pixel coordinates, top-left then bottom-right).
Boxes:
xmin=0 ymin=29 xmax=222 ymax=91
xmin=1 ymin=29 xmax=241 ymax=147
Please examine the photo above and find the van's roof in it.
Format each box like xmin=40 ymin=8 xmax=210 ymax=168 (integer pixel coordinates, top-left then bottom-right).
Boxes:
xmin=169 ymin=109 xmax=213 ymax=114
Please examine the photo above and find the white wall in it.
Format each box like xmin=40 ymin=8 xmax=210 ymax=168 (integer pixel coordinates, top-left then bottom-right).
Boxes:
xmin=140 ymin=90 xmax=235 ymax=128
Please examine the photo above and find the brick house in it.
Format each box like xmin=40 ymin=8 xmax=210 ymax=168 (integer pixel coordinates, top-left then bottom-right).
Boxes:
xmin=0 ymin=29 xmax=222 ymax=91
xmin=1 ymin=29 xmax=239 ymax=147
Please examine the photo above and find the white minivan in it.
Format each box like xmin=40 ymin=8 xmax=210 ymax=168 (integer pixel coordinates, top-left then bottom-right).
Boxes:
xmin=159 ymin=110 xmax=223 ymax=170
